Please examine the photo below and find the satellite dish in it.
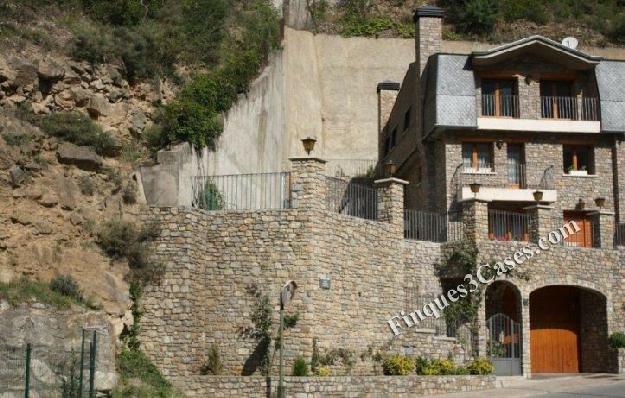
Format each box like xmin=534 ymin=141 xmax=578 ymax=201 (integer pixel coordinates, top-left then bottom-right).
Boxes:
xmin=562 ymin=37 xmax=579 ymax=50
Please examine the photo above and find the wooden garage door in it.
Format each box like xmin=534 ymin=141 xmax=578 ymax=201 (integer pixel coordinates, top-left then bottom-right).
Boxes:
xmin=530 ymin=286 xmax=580 ymax=373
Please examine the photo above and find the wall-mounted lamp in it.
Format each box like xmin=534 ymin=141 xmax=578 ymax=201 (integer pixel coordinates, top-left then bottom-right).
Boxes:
xmin=594 ymin=196 xmax=606 ymax=209
xmin=301 ymin=137 xmax=317 ymax=155
xmin=384 ymin=160 xmax=398 ymax=177
xmin=496 ymin=140 xmax=504 ymax=150
xmin=533 ymin=190 xmax=544 ymax=202
xmin=469 ymin=183 xmax=481 ymax=198
xmin=576 ymin=198 xmax=586 ymax=210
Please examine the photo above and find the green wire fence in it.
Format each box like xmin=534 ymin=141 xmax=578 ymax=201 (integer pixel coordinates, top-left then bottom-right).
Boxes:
xmin=0 ymin=329 xmax=99 ymax=398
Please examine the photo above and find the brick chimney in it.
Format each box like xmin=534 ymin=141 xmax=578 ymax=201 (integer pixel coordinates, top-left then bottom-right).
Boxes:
xmin=414 ymin=6 xmax=444 ymax=76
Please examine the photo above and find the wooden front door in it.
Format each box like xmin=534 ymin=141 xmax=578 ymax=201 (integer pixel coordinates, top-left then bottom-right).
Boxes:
xmin=563 ymin=211 xmax=593 ymax=248
xmin=530 ymin=286 xmax=580 ymax=373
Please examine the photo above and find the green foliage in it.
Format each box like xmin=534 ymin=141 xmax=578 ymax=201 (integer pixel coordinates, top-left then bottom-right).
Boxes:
xmin=318 ymin=347 xmax=356 ymax=374
xmin=283 ymin=313 xmax=299 ymax=329
xmin=317 ymin=366 xmax=331 ymax=376
xmin=466 ymin=357 xmax=494 ymax=375
xmin=609 ymin=332 xmax=625 ymax=349
xmin=97 ymin=218 xmax=163 ymax=285
xmin=311 ymin=337 xmax=320 ymax=375
xmin=40 ymin=112 xmax=116 ymax=156
xmin=292 ymin=356 xmax=309 ymax=376
xmin=114 ymin=348 xmax=178 ymax=398
xmin=2 ymin=132 xmax=32 ymax=147
xmin=337 ymin=0 xmax=414 ymax=38
xmin=245 ymin=285 xmax=273 ymax=375
xmin=58 ymin=349 xmax=82 ymax=398
xmin=414 ymin=357 xmax=473 ymax=375
xmin=200 ymin=344 xmax=223 ymax=375
xmin=49 ymin=274 xmax=82 ymax=301
xmin=382 ymin=355 xmax=414 ymax=375
xmin=0 ymin=277 xmax=86 ymax=309
xmin=500 ymin=0 xmax=549 ymax=25
xmin=458 ymin=0 xmax=498 ymax=34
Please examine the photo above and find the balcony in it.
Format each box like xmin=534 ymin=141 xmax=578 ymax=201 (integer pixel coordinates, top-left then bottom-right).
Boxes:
xmin=481 ymin=94 xmax=520 ymax=118
xmin=477 ymin=96 xmax=601 ymax=133
xmin=488 ymin=209 xmax=529 ymax=242
xmin=540 ymin=96 xmax=599 ymax=121
xmin=454 ymin=164 xmax=557 ymax=203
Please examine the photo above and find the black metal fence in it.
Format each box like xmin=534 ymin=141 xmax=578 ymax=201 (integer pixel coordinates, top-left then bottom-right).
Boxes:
xmin=192 ymin=172 xmax=291 ymax=211
xmin=404 ymin=210 xmax=464 ymax=242
xmin=325 ymin=177 xmax=377 ymax=220
xmin=0 ymin=329 xmax=99 ymax=398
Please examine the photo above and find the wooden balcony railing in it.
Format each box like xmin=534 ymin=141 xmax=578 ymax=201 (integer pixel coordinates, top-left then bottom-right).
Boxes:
xmin=481 ymin=94 xmax=520 ymax=118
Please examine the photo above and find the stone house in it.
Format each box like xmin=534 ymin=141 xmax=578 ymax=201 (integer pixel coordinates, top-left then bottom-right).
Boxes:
xmin=139 ymin=7 xmax=625 ymax=391
xmin=378 ymin=5 xmax=625 ymax=376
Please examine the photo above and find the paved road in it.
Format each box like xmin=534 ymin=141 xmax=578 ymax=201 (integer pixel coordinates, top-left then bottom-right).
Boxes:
xmin=423 ymin=374 xmax=625 ymax=398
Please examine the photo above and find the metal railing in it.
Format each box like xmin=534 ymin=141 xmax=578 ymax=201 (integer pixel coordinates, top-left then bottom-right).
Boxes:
xmin=541 ymin=96 xmax=578 ymax=119
xmin=191 ymin=172 xmax=291 ymax=211
xmin=481 ymin=94 xmax=520 ymax=118
xmin=488 ymin=209 xmax=529 ymax=242
xmin=325 ymin=159 xmax=377 ymax=178
xmin=404 ymin=210 xmax=464 ymax=242
xmin=582 ymin=97 xmax=600 ymax=121
xmin=0 ymin=330 xmax=99 ymax=397
xmin=325 ymin=177 xmax=377 ymax=220
xmin=615 ymin=223 xmax=625 ymax=247
xmin=506 ymin=162 xmax=526 ymax=188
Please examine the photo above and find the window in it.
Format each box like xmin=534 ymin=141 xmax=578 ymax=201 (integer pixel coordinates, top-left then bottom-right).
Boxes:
xmin=403 ymin=106 xmax=412 ymax=131
xmin=462 ymin=142 xmax=493 ymax=172
xmin=563 ymin=145 xmax=594 ymax=175
xmin=481 ymin=79 xmax=518 ymax=117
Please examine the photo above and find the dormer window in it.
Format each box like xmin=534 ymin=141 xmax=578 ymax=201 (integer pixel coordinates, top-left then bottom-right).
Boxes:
xmin=481 ymin=79 xmax=518 ymax=118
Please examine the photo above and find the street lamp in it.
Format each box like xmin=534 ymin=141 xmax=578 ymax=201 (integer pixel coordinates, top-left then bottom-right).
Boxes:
xmin=278 ymin=280 xmax=297 ymax=398
xmin=383 ymin=160 xmax=398 ymax=177
xmin=301 ymin=137 xmax=316 ymax=155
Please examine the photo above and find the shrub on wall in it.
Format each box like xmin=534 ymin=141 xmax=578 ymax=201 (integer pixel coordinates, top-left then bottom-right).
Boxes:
xmin=382 ymin=355 xmax=415 ymax=375
xmin=466 ymin=357 xmax=494 ymax=375
xmin=49 ymin=275 xmax=83 ymax=302
xmin=292 ymin=356 xmax=309 ymax=376
xmin=609 ymin=332 xmax=625 ymax=349
xmin=200 ymin=344 xmax=223 ymax=375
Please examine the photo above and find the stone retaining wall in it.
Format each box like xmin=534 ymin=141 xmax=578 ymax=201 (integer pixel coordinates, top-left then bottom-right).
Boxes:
xmin=170 ymin=375 xmax=496 ymax=398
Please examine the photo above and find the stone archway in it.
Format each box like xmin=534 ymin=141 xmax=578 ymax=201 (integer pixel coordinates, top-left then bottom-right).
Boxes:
xmin=529 ymin=285 xmax=609 ymax=373
xmin=485 ymin=281 xmax=522 ymax=376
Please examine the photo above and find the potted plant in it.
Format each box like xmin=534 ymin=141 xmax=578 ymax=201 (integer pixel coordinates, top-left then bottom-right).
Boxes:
xmin=568 ymin=165 xmax=588 ymax=176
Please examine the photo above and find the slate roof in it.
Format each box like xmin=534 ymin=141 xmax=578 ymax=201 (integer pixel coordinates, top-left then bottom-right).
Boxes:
xmin=422 ymin=38 xmax=625 ymax=134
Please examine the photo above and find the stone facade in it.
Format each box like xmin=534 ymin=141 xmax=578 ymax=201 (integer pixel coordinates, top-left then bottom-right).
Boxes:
xmin=169 ymin=375 xmax=495 ymax=398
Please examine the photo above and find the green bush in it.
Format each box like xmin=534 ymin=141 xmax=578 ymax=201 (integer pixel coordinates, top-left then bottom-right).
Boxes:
xmin=459 ymin=0 xmax=498 ymax=34
xmin=97 ymin=218 xmax=163 ymax=284
xmin=40 ymin=112 xmax=116 ymax=156
xmin=467 ymin=357 xmax=494 ymax=375
xmin=292 ymin=356 xmax=309 ymax=376
xmin=200 ymin=344 xmax=223 ymax=375
xmin=2 ymin=132 xmax=32 ymax=146
xmin=501 ymin=0 xmax=549 ymax=24
xmin=49 ymin=275 xmax=83 ymax=301
xmin=114 ymin=348 xmax=178 ymax=398
xmin=0 ymin=277 xmax=83 ymax=309
xmin=382 ymin=355 xmax=414 ymax=375
xmin=609 ymin=332 xmax=625 ymax=349
xmin=78 ymin=175 xmax=95 ymax=196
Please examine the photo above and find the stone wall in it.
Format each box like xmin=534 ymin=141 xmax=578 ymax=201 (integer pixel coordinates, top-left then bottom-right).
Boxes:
xmin=170 ymin=375 xmax=495 ymax=398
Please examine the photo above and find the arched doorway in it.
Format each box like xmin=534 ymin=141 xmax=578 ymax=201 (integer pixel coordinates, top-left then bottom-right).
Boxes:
xmin=485 ymin=281 xmax=522 ymax=376
xmin=530 ymin=285 xmax=608 ymax=373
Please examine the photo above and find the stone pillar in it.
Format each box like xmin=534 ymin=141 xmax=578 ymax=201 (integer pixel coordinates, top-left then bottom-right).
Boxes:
xmin=590 ymin=210 xmax=615 ymax=249
xmin=521 ymin=293 xmax=531 ymax=377
xmin=375 ymin=177 xmax=408 ymax=236
xmin=462 ymin=199 xmax=489 ymax=242
xmin=289 ymin=157 xmax=327 ymax=211
xmin=524 ymin=204 xmax=555 ymax=243
xmin=476 ymin=298 xmax=487 ymax=358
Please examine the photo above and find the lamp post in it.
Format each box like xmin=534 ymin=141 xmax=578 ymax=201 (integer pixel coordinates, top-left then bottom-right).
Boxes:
xmin=301 ymin=137 xmax=316 ymax=155
xmin=383 ymin=160 xmax=398 ymax=177
xmin=278 ymin=280 xmax=297 ymax=398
